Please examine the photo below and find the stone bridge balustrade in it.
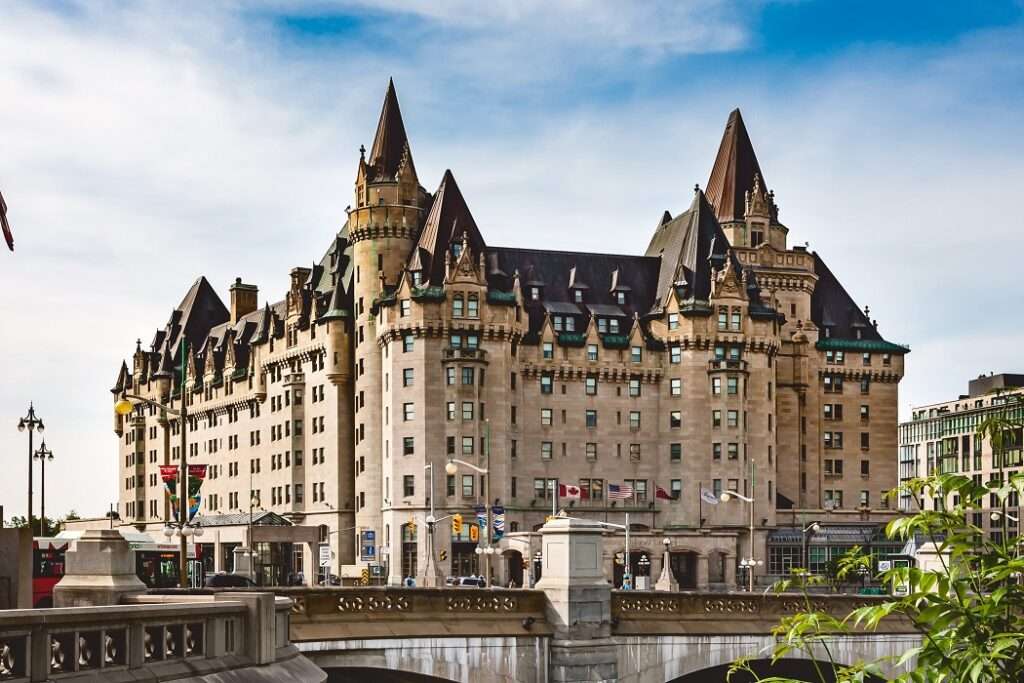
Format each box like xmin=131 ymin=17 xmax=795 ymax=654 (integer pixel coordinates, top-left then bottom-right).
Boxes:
xmin=611 ymin=591 xmax=916 ymax=636
xmin=0 ymin=593 xmax=324 ymax=683
xmin=268 ymin=586 xmax=553 ymax=641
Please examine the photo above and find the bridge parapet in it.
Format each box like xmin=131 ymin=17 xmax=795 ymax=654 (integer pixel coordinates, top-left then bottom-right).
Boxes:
xmin=612 ymin=591 xmax=916 ymax=636
xmin=0 ymin=593 xmax=323 ymax=682
xmin=269 ymin=586 xmax=554 ymax=641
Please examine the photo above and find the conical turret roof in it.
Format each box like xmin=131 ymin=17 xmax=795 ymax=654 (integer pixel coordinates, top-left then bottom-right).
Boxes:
xmin=411 ymin=170 xmax=486 ymax=285
xmin=706 ymin=109 xmax=769 ymax=223
xmin=368 ymin=78 xmax=416 ymax=181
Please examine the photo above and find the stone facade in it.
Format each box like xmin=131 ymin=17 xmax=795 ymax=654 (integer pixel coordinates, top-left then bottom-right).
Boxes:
xmin=113 ymin=82 xmax=907 ymax=587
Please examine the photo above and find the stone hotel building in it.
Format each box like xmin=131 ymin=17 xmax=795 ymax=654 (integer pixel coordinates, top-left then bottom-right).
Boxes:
xmin=113 ymin=81 xmax=908 ymax=587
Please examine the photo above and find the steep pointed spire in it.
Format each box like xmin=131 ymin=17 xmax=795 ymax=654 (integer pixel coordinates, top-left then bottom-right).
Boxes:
xmin=412 ymin=170 xmax=486 ymax=285
xmin=706 ymin=108 xmax=771 ymax=223
xmin=111 ymin=360 xmax=130 ymax=394
xmin=368 ymin=78 xmax=416 ymax=182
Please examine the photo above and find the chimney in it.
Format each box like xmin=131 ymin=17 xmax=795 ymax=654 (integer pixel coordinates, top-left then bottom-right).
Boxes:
xmin=230 ymin=277 xmax=258 ymax=323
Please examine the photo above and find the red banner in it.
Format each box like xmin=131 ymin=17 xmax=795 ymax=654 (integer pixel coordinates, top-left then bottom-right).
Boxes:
xmin=159 ymin=465 xmax=179 ymax=483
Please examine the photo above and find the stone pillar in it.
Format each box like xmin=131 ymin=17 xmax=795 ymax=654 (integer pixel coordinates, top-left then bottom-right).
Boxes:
xmin=696 ymin=554 xmax=710 ymax=590
xmin=724 ymin=553 xmax=737 ymax=590
xmin=53 ymin=529 xmax=147 ymax=607
xmin=536 ymin=517 xmax=617 ymax=682
xmin=233 ymin=546 xmax=255 ymax=579
xmin=654 ymin=550 xmax=678 ymax=592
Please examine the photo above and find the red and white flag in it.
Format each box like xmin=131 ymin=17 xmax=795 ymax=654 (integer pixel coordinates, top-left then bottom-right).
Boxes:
xmin=655 ymin=485 xmax=674 ymax=501
xmin=558 ymin=483 xmax=581 ymax=500
xmin=0 ymin=190 xmax=14 ymax=252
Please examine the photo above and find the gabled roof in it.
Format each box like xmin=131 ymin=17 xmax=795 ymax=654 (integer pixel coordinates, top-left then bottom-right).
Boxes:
xmin=645 ymin=188 xmax=735 ymax=307
xmin=368 ymin=78 xmax=416 ymax=182
xmin=811 ymin=253 xmax=889 ymax=344
xmin=172 ymin=277 xmax=230 ymax=354
xmin=706 ymin=108 xmax=770 ymax=223
xmin=412 ymin=170 xmax=486 ymax=285
xmin=111 ymin=360 xmax=130 ymax=394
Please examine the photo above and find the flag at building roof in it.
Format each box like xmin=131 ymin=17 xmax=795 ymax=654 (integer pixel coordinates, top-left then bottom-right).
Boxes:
xmin=558 ymin=483 xmax=581 ymax=500
xmin=0 ymin=190 xmax=14 ymax=251
xmin=608 ymin=483 xmax=634 ymax=500
xmin=700 ymin=488 xmax=720 ymax=505
xmin=655 ymin=485 xmax=674 ymax=501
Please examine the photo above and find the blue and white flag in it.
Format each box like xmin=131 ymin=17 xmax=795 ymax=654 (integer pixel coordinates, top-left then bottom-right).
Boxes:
xmin=492 ymin=505 xmax=505 ymax=540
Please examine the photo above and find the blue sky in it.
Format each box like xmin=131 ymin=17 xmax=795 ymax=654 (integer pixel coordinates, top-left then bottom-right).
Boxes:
xmin=1 ymin=0 xmax=1023 ymax=518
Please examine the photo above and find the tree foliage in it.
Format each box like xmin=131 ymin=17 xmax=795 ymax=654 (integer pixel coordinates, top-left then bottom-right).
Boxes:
xmin=732 ymin=410 xmax=1024 ymax=682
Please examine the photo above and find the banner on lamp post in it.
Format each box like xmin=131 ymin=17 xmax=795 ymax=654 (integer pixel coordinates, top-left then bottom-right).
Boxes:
xmin=159 ymin=464 xmax=207 ymax=522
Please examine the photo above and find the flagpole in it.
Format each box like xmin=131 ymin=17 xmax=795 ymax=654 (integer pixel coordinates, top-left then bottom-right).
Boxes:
xmin=698 ymin=480 xmax=703 ymax=529
xmin=552 ymin=479 xmax=557 ymax=518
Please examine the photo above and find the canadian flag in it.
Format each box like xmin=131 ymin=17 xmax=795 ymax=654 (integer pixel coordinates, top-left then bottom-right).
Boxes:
xmin=558 ymin=484 xmax=582 ymax=500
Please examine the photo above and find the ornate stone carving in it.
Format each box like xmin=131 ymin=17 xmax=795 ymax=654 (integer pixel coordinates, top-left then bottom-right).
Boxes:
xmin=446 ymin=595 xmax=517 ymax=612
xmin=337 ymin=594 xmax=410 ymax=612
xmin=703 ymin=598 xmax=759 ymax=614
xmin=618 ymin=597 xmax=681 ymax=613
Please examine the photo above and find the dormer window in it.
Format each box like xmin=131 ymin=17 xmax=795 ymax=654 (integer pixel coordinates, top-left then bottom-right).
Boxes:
xmin=467 ymin=294 xmax=479 ymax=318
xmin=552 ymin=316 xmax=576 ymax=333
xmin=451 ymin=242 xmax=463 ymax=259
xmin=573 ymin=289 xmax=584 ymax=303
xmin=530 ymin=287 xmax=541 ymax=301
xmin=452 ymin=294 xmax=464 ymax=318
xmin=751 ymin=228 xmax=764 ymax=246
xmin=411 ymin=271 xmax=423 ymax=287
xmin=615 ymin=291 xmax=626 ymax=305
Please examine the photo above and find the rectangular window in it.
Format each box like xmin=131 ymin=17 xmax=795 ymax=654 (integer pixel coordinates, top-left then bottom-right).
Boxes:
xmin=403 ymin=403 xmax=415 ymax=421
xmin=717 ymin=307 xmax=728 ymax=330
xmin=629 ymin=378 xmax=641 ymax=397
xmin=668 ymin=313 xmax=679 ymax=330
xmin=585 ymin=376 xmax=597 ymax=395
xmin=861 ymin=432 xmax=870 ymax=450
xmin=403 ymin=334 xmax=414 ymax=352
xmin=446 ymin=475 xmax=456 ymax=497
xmin=402 ymin=437 xmax=414 ymax=456
xmin=727 ymin=410 xmax=738 ymax=428
xmin=543 ymin=342 xmax=554 ymax=359
xmin=446 ymin=436 xmax=455 ymax=455
xmin=861 ymin=459 xmax=870 ymax=476
xmin=535 ymin=478 xmax=546 ymax=499
xmin=712 ymin=410 xmax=722 ymax=428
xmin=541 ymin=441 xmax=553 ymax=460
xmin=730 ymin=308 xmax=741 ymax=331
xmin=670 ymin=443 xmax=682 ymax=462
xmin=586 ymin=344 xmax=598 ymax=361
xmin=540 ymin=375 xmax=553 ymax=394
xmin=712 ymin=377 xmax=721 ymax=395
xmin=447 ymin=402 xmax=456 ymax=420
xmin=462 ymin=367 xmax=475 ymax=385
xmin=860 ymin=377 xmax=870 ymax=394
xmin=462 ymin=474 xmax=474 ymax=497
xmin=631 ymin=346 xmax=642 ymax=363
xmin=670 ymin=345 xmax=681 ymax=364
xmin=670 ymin=378 xmax=681 ymax=396
xmin=860 ymin=405 xmax=869 ymax=421
xmin=586 ymin=409 xmax=597 ymax=428
xmin=586 ymin=443 xmax=597 ymax=460
xmin=629 ymin=443 xmax=641 ymax=461
xmin=713 ymin=443 xmax=722 ymax=460
xmin=403 ymin=475 xmax=415 ymax=497
xmin=541 ymin=408 xmax=553 ymax=426
xmin=462 ymin=436 xmax=474 ymax=455
xmin=629 ymin=411 xmax=641 ymax=430
xmin=669 ymin=411 xmax=681 ymax=429
xmin=727 ymin=443 xmax=739 ymax=460
xmin=462 ymin=402 xmax=474 ymax=421
xmin=403 ymin=368 xmax=414 ymax=387
xmin=727 ymin=377 xmax=738 ymax=395
xmin=860 ymin=490 xmax=869 ymax=507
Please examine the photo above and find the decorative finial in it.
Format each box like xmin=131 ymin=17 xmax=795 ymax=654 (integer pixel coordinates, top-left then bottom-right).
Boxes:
xmin=694 ymin=183 xmax=700 ymax=195
xmin=136 ymin=338 xmax=142 ymax=351
xmin=359 ymin=144 xmax=366 ymax=160
xmin=864 ymin=305 xmax=870 ymax=316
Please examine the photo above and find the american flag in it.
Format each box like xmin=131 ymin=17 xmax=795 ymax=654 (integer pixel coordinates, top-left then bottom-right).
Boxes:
xmin=607 ymin=483 xmax=634 ymax=500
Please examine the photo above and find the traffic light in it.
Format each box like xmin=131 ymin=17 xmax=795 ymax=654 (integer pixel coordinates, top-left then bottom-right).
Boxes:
xmin=408 ymin=519 xmax=417 ymax=536
xmin=469 ymin=524 xmax=479 ymax=542
xmin=452 ymin=513 xmax=463 ymax=534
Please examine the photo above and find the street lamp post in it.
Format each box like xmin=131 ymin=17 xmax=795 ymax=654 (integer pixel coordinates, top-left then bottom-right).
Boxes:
xmin=422 ymin=463 xmax=441 ymax=587
xmin=17 ymin=403 xmax=45 ymax=535
xmin=802 ymin=521 xmax=821 ymax=573
xmin=446 ymin=457 xmax=492 ymax=586
xmin=114 ymin=339 xmax=194 ymax=587
xmin=33 ymin=441 xmax=54 ymax=536
xmin=721 ymin=458 xmax=757 ymax=591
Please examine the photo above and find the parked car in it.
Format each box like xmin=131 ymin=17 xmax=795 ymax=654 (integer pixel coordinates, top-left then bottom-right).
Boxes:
xmin=205 ymin=573 xmax=257 ymax=588
xmin=446 ymin=576 xmax=486 ymax=588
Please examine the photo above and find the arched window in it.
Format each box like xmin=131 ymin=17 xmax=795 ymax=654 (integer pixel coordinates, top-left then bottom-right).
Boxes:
xmin=452 ymin=294 xmax=464 ymax=318
xmin=467 ymin=294 xmax=479 ymax=318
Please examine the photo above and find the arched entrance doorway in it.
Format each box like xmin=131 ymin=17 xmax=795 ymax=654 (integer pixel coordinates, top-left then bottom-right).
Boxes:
xmin=327 ymin=668 xmax=460 ymax=683
xmin=667 ymin=658 xmax=883 ymax=682
xmin=668 ymin=551 xmax=698 ymax=589
xmin=504 ymin=550 xmax=524 ymax=588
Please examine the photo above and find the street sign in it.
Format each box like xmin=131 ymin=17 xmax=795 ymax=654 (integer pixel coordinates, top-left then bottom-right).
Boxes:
xmin=360 ymin=530 xmax=376 ymax=561
xmin=319 ymin=543 xmax=331 ymax=568
xmin=877 ymin=560 xmax=892 ymax=572
xmin=369 ymin=564 xmax=384 ymax=577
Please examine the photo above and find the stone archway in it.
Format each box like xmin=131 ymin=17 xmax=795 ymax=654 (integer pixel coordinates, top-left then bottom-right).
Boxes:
xmin=669 ymin=551 xmax=698 ymax=589
xmin=666 ymin=658 xmax=883 ymax=682
xmin=503 ymin=549 xmax=524 ymax=588
xmin=326 ymin=668 xmax=460 ymax=683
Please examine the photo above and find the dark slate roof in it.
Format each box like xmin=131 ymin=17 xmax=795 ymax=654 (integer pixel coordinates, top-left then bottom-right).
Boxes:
xmin=111 ymin=360 xmax=130 ymax=394
xmin=411 ymin=170 xmax=486 ymax=286
xmin=811 ymin=253 xmax=891 ymax=344
xmin=645 ymin=189 xmax=736 ymax=308
xmin=706 ymin=109 xmax=774 ymax=223
xmin=487 ymin=247 xmax=661 ymax=341
xmin=144 ymin=277 xmax=230 ymax=380
xmin=368 ymin=78 xmax=416 ymax=182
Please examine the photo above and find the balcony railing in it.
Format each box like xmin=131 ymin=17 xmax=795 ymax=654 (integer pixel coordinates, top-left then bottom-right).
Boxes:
xmin=708 ymin=359 xmax=748 ymax=372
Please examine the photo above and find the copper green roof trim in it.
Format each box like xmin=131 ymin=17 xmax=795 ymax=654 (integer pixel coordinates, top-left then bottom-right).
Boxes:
xmin=411 ymin=286 xmax=446 ymax=302
xmin=556 ymin=332 xmax=586 ymax=347
xmin=487 ymin=290 xmax=516 ymax=304
xmin=601 ymin=334 xmax=630 ymax=349
xmin=815 ymin=338 xmax=910 ymax=354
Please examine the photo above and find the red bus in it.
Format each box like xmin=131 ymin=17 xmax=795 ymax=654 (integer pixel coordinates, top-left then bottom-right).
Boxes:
xmin=32 ymin=535 xmax=196 ymax=607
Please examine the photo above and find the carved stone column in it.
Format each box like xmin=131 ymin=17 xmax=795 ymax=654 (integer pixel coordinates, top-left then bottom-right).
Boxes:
xmin=696 ymin=554 xmax=710 ymax=590
xmin=724 ymin=553 xmax=737 ymax=590
xmin=536 ymin=516 xmax=617 ymax=682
